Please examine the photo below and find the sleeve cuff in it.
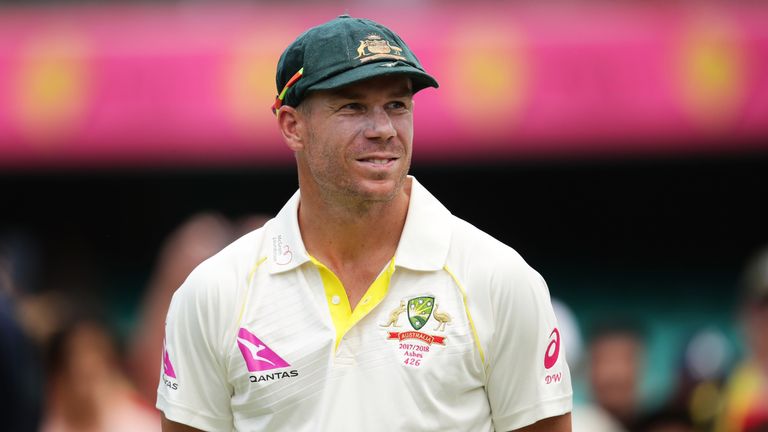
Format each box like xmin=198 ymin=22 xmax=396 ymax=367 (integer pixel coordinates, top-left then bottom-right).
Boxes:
xmin=492 ymin=393 xmax=573 ymax=431
xmin=156 ymin=393 xmax=233 ymax=432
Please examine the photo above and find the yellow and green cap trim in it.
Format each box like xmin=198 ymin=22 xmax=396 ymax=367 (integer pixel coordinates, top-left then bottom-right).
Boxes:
xmin=271 ymin=67 xmax=304 ymax=115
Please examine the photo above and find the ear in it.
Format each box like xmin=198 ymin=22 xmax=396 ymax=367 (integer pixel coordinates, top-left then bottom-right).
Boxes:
xmin=277 ymin=106 xmax=305 ymax=152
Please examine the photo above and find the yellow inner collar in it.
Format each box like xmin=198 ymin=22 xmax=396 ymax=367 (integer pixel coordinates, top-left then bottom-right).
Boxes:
xmin=309 ymin=255 xmax=395 ymax=351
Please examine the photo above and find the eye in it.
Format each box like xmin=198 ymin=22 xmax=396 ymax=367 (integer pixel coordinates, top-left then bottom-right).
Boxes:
xmin=339 ymin=102 xmax=365 ymax=112
xmin=387 ymin=100 xmax=409 ymax=111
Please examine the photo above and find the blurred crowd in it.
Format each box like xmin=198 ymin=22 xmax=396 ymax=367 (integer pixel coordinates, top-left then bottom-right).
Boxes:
xmin=565 ymin=246 xmax=768 ymax=432
xmin=0 ymin=212 xmax=268 ymax=432
xmin=1 ymin=214 xmax=766 ymax=432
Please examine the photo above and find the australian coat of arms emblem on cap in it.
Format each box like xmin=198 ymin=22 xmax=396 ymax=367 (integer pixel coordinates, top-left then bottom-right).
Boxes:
xmin=354 ymin=34 xmax=406 ymax=63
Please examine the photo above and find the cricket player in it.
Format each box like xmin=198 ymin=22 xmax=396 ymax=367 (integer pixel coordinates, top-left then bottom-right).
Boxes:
xmin=158 ymin=15 xmax=572 ymax=431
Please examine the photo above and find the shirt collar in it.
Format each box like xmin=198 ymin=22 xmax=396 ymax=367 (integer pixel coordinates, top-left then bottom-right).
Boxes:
xmin=264 ymin=190 xmax=311 ymax=274
xmin=394 ymin=176 xmax=453 ymax=271
xmin=263 ymin=176 xmax=453 ymax=274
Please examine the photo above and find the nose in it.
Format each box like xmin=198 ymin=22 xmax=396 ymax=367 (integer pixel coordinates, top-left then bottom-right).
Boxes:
xmin=364 ymin=107 xmax=396 ymax=142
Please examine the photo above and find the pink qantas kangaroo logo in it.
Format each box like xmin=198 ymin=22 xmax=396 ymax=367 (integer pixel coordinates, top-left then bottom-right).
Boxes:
xmin=237 ymin=328 xmax=290 ymax=372
xmin=163 ymin=340 xmax=177 ymax=378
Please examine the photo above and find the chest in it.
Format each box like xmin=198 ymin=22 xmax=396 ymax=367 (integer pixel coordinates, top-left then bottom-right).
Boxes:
xmin=224 ymin=267 xmax=487 ymax=428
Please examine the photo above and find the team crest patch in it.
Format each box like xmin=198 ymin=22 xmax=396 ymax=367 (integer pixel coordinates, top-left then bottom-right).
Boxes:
xmin=381 ymin=295 xmax=453 ymax=368
xmin=407 ymin=296 xmax=434 ymax=330
xmin=355 ymin=34 xmax=406 ymax=63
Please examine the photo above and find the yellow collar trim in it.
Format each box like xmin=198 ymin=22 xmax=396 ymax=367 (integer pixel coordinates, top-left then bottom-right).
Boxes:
xmin=309 ymin=255 xmax=395 ymax=351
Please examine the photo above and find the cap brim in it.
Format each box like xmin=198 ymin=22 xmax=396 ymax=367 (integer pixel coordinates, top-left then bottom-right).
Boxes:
xmin=307 ymin=61 xmax=438 ymax=95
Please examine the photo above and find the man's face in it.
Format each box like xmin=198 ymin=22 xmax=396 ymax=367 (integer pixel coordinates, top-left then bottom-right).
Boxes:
xmin=295 ymin=74 xmax=414 ymax=207
xmin=589 ymin=334 xmax=643 ymax=421
xmin=746 ymin=300 xmax=768 ymax=373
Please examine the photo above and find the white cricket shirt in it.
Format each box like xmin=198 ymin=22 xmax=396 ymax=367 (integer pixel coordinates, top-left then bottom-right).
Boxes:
xmin=157 ymin=176 xmax=572 ymax=431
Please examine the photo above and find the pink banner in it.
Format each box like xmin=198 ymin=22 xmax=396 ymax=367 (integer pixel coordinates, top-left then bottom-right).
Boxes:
xmin=1 ymin=3 xmax=766 ymax=168
xmin=388 ymin=331 xmax=445 ymax=345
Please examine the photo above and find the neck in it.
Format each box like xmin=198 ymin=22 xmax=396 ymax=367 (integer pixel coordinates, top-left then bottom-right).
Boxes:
xmin=298 ymin=179 xmax=411 ymax=270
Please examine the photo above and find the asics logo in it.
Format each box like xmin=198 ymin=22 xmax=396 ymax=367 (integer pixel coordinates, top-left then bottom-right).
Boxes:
xmin=544 ymin=328 xmax=560 ymax=369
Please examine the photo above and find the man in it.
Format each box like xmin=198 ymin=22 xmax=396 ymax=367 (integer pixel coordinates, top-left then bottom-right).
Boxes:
xmin=157 ymin=15 xmax=572 ymax=431
xmin=716 ymin=247 xmax=768 ymax=432
xmin=585 ymin=321 xmax=645 ymax=432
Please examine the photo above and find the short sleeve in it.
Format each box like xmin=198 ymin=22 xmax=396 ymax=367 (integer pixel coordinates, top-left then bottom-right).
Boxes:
xmin=485 ymin=263 xmax=573 ymax=431
xmin=156 ymin=264 xmax=235 ymax=431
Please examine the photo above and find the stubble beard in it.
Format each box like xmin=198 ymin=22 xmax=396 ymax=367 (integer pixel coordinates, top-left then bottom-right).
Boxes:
xmin=305 ymin=130 xmax=410 ymax=217
xmin=319 ymin=160 xmax=409 ymax=217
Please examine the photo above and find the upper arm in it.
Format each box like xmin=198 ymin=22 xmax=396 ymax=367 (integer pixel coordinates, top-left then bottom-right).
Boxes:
xmin=155 ymin=264 xmax=236 ymax=430
xmin=510 ymin=413 xmax=572 ymax=432
xmin=484 ymin=258 xmax=573 ymax=429
xmin=162 ymin=413 xmax=205 ymax=432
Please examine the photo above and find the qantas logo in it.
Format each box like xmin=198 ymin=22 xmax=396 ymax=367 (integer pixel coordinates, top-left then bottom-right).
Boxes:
xmin=162 ymin=339 xmax=179 ymax=390
xmin=162 ymin=339 xmax=176 ymax=378
xmin=237 ymin=328 xmax=290 ymax=372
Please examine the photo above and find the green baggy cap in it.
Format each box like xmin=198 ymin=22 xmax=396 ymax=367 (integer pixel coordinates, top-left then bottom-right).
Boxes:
xmin=273 ymin=15 xmax=439 ymax=113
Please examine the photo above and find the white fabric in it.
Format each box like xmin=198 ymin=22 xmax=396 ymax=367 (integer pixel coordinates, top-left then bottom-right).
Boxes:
xmin=157 ymin=176 xmax=572 ymax=431
xmin=572 ymin=404 xmax=627 ymax=432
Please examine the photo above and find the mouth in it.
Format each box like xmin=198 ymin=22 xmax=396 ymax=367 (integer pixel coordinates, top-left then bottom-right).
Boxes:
xmin=357 ymin=157 xmax=398 ymax=167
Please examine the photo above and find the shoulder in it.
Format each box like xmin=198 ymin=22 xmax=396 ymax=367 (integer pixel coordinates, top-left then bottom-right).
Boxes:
xmin=165 ymin=227 xmax=270 ymax=353
xmin=443 ymin=215 xmax=551 ymax=321
xmin=447 ymin=216 xmax=539 ymax=285
xmin=407 ymin=177 xmax=544 ymax=292
xmin=171 ymin=227 xmax=268 ymax=311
